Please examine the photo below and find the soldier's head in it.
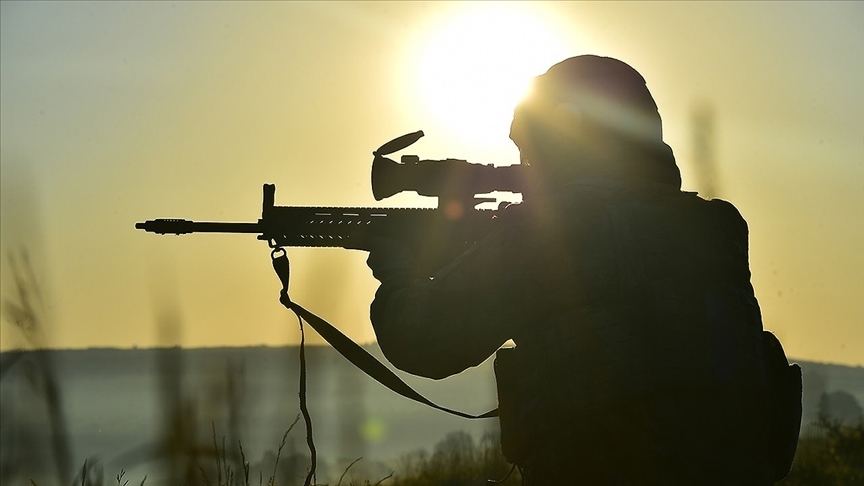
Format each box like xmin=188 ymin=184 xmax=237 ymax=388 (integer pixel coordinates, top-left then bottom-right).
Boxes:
xmin=510 ymin=55 xmax=680 ymax=188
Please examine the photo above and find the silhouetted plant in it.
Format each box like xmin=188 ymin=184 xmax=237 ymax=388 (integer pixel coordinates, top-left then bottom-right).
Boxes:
xmin=70 ymin=459 xmax=104 ymax=486
xmin=779 ymin=415 xmax=864 ymax=485
xmin=391 ymin=431 xmax=519 ymax=486
xmin=1 ymin=249 xmax=71 ymax=485
xmin=31 ymin=420 xmax=864 ymax=486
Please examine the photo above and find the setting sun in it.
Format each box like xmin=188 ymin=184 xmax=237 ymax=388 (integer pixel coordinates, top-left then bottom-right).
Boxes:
xmin=407 ymin=4 xmax=573 ymax=149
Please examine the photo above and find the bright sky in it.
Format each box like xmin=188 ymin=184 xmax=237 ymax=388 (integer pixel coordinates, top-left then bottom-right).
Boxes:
xmin=1 ymin=2 xmax=862 ymax=367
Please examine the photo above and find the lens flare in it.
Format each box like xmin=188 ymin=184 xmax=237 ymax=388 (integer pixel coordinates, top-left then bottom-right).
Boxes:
xmin=409 ymin=4 xmax=573 ymax=148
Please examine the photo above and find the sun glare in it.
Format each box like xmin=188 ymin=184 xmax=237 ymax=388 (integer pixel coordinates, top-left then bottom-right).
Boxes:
xmin=409 ymin=5 xmax=572 ymax=149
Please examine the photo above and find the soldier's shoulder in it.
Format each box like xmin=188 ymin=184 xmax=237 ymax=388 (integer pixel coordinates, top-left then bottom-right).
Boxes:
xmin=703 ymin=197 xmax=749 ymax=236
xmin=704 ymin=197 xmax=746 ymax=220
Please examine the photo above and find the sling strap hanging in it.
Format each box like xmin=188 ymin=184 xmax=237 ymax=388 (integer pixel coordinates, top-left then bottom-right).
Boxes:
xmin=271 ymin=246 xmax=499 ymax=420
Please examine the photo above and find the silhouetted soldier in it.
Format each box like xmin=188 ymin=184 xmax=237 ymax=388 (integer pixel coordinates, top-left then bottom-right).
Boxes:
xmin=367 ymin=56 xmax=775 ymax=484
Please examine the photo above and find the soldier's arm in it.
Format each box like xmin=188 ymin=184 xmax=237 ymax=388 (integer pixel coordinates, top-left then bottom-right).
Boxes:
xmin=367 ymin=185 xmax=613 ymax=379
xmin=367 ymin=227 xmax=534 ymax=379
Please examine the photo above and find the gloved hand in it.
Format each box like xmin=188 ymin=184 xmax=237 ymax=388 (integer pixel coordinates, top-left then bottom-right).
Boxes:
xmin=365 ymin=236 xmax=418 ymax=283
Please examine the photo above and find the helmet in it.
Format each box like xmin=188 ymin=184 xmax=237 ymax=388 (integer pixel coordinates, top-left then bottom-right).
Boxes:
xmin=510 ymin=55 xmax=679 ymax=188
xmin=512 ymin=55 xmax=663 ymax=146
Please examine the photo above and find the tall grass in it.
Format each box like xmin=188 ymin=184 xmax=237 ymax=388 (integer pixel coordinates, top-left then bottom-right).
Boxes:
xmin=50 ymin=417 xmax=864 ymax=485
xmin=1 ymin=250 xmax=71 ymax=485
xmin=778 ymin=415 xmax=864 ymax=485
xmin=50 ymin=428 xmax=515 ymax=486
xmin=390 ymin=431 xmax=519 ymax=486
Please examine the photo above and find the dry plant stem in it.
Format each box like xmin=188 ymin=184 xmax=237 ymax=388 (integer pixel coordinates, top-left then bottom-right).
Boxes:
xmin=337 ymin=457 xmax=363 ymax=486
xmin=269 ymin=422 xmax=292 ymax=486
xmin=216 ymin=435 xmax=226 ymax=485
xmin=372 ymin=472 xmax=394 ymax=486
xmin=239 ymin=441 xmax=250 ymax=486
xmin=212 ymin=423 xmax=221 ymax=486
xmin=198 ymin=462 xmax=212 ymax=486
xmin=3 ymin=250 xmax=71 ymax=485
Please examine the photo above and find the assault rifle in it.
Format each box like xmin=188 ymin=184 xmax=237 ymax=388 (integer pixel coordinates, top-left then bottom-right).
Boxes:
xmin=137 ymin=132 xmax=508 ymax=474
xmin=136 ymin=131 xmax=528 ymax=272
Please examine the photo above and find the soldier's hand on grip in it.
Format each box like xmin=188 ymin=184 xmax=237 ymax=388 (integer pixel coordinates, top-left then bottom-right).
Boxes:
xmin=365 ymin=235 xmax=417 ymax=283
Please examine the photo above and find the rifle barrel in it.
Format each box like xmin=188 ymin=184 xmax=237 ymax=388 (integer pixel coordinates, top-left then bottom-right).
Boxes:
xmin=135 ymin=219 xmax=260 ymax=235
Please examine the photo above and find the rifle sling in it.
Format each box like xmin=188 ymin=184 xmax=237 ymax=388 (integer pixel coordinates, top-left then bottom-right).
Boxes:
xmin=271 ymin=247 xmax=499 ymax=420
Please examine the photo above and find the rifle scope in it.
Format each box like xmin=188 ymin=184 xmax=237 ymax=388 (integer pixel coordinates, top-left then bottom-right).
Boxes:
xmin=371 ymin=131 xmax=529 ymax=201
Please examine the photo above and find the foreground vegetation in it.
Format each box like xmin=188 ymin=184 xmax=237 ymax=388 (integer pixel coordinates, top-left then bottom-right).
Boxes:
xmin=49 ymin=417 xmax=862 ymax=486
xmin=778 ymin=417 xmax=864 ymax=486
xmin=58 ymin=429 xmax=519 ymax=486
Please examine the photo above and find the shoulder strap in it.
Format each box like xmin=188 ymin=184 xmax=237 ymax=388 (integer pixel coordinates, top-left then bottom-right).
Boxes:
xmin=271 ymin=247 xmax=499 ymax=420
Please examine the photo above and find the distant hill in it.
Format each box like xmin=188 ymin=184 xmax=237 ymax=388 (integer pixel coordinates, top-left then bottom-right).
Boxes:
xmin=796 ymin=360 xmax=864 ymax=432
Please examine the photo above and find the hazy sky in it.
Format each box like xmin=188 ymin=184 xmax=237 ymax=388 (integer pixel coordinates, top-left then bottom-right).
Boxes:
xmin=1 ymin=2 xmax=862 ymax=366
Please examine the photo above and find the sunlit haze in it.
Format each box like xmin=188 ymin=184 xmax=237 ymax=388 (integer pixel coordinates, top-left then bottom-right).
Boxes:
xmin=409 ymin=4 xmax=571 ymax=149
xmin=1 ymin=2 xmax=862 ymax=367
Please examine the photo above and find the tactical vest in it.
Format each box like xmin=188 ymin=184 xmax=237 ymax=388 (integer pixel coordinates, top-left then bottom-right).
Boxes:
xmin=495 ymin=179 xmax=765 ymax=464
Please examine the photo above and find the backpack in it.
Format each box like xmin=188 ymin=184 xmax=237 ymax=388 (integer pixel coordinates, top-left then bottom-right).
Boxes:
xmin=762 ymin=330 xmax=802 ymax=481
